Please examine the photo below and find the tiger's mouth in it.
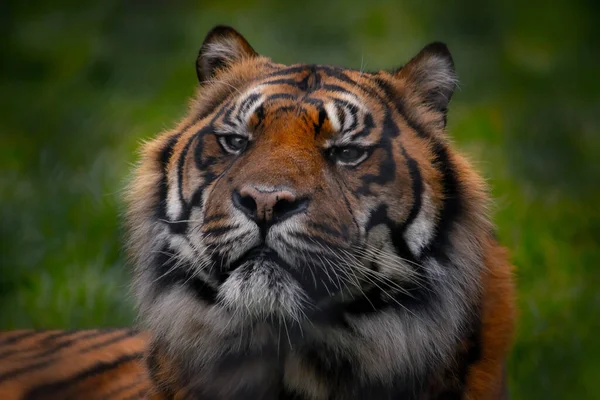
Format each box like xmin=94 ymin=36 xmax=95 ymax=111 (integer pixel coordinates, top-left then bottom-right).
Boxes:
xmin=218 ymin=245 xmax=281 ymax=283
xmin=215 ymin=243 xmax=308 ymax=321
xmin=233 ymin=245 xmax=278 ymax=269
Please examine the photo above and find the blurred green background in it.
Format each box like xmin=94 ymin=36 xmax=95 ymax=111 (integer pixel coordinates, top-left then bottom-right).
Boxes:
xmin=1 ymin=0 xmax=599 ymax=398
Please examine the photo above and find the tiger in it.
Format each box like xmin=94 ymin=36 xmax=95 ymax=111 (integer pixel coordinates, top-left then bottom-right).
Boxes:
xmin=0 ymin=25 xmax=515 ymax=399
xmin=0 ymin=329 xmax=149 ymax=399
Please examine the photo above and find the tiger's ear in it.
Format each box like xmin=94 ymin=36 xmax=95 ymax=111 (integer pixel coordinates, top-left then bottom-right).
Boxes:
xmin=395 ymin=42 xmax=457 ymax=114
xmin=196 ymin=25 xmax=258 ymax=83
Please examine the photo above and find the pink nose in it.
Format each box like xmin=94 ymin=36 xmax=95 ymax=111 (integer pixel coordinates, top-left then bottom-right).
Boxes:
xmin=233 ymin=186 xmax=308 ymax=223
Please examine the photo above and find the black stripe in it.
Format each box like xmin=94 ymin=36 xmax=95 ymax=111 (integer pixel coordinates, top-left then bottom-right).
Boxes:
xmin=22 ymin=352 xmax=143 ymax=400
xmin=420 ymin=140 xmax=463 ymax=262
xmin=369 ymin=76 xmax=464 ymax=264
xmin=304 ymin=97 xmax=324 ymax=106
xmin=365 ymin=203 xmax=421 ymax=270
xmin=261 ymin=78 xmax=304 ymax=88
xmin=330 ymin=98 xmax=359 ymax=132
xmin=0 ymin=331 xmax=97 ymax=360
xmin=0 ymin=357 xmax=56 ymax=384
xmin=397 ymin=145 xmax=424 ymax=243
xmin=0 ymin=331 xmax=44 ymax=347
xmin=271 ymin=105 xmax=299 ymax=115
xmin=320 ymin=66 xmax=389 ymax=105
xmin=313 ymin=105 xmax=327 ymax=137
xmin=209 ymin=98 xmax=234 ymax=126
xmin=344 ymin=285 xmax=388 ymax=315
xmin=40 ymin=330 xmax=80 ymax=344
xmin=319 ymin=65 xmax=362 ymax=88
xmin=274 ymin=250 xmax=340 ymax=301
xmin=265 ymin=92 xmax=297 ymax=102
xmin=0 ymin=349 xmax=21 ymax=359
xmin=187 ymin=276 xmax=218 ymax=304
xmin=297 ymin=70 xmax=311 ymax=92
xmin=202 ymin=213 xmax=228 ymax=224
xmin=321 ymin=84 xmax=353 ymax=96
xmin=343 ymin=277 xmax=434 ymax=317
xmin=287 ymin=230 xmax=343 ymax=250
xmin=201 ymin=224 xmax=238 ymax=236
xmin=204 ymin=232 xmax=252 ymax=250
xmin=0 ymin=331 xmax=118 ymax=372
xmin=255 ymin=102 xmax=265 ymax=127
xmin=145 ymin=345 xmax=166 ymax=391
xmin=221 ymin=101 xmax=239 ymax=127
xmin=335 ymin=102 xmax=346 ymax=129
xmin=307 ymin=221 xmax=348 ymax=240
xmin=190 ymin=126 xmax=219 ymax=213
xmin=20 ymin=330 xmax=110 ymax=361
xmin=236 ymin=92 xmax=262 ymax=125
xmin=171 ymin=132 xmax=199 ymax=234
xmin=168 ymin=126 xmax=214 ymax=234
xmin=349 ymin=112 xmax=375 ymax=140
xmin=153 ymin=247 xmax=218 ymax=304
xmin=156 ymin=134 xmax=182 ymax=221
xmin=265 ymin=65 xmax=310 ymax=78
xmin=371 ymin=76 xmax=430 ymax=138
xmin=77 ymin=329 xmax=138 ymax=354
xmin=450 ymin=310 xmax=483 ymax=396
xmin=357 ymin=202 xmax=435 ymax=314
xmin=193 ymin=85 xmax=237 ymax=123
xmin=356 ymin=112 xmax=397 ymax=196
xmin=297 ymin=65 xmax=321 ymax=92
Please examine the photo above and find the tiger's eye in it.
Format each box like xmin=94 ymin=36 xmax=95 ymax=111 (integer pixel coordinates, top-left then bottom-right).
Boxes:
xmin=336 ymin=146 xmax=366 ymax=164
xmin=222 ymin=135 xmax=248 ymax=153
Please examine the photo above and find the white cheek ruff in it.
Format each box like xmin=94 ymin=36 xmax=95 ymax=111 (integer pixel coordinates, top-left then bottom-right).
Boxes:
xmin=403 ymin=189 xmax=436 ymax=257
xmin=364 ymin=224 xmax=415 ymax=282
xmin=166 ymin=169 xmax=182 ymax=221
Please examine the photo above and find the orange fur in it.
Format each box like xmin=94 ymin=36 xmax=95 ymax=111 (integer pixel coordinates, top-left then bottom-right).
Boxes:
xmin=464 ymin=241 xmax=516 ymax=399
xmin=0 ymin=26 xmax=517 ymax=400
xmin=0 ymin=329 xmax=150 ymax=400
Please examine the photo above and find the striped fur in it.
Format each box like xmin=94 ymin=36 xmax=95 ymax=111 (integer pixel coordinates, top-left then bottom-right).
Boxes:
xmin=0 ymin=329 xmax=149 ymax=399
xmin=125 ymin=26 xmax=516 ymax=399
xmin=0 ymin=25 xmax=516 ymax=399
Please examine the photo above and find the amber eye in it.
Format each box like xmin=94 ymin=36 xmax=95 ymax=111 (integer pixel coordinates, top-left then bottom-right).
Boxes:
xmin=331 ymin=146 xmax=369 ymax=166
xmin=218 ymin=135 xmax=248 ymax=154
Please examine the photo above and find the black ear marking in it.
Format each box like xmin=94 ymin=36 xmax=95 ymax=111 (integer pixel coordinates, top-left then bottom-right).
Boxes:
xmin=196 ymin=25 xmax=258 ymax=83
xmin=395 ymin=42 xmax=458 ymax=114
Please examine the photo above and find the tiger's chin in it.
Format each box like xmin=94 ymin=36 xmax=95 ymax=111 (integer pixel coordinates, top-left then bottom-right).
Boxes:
xmin=216 ymin=248 xmax=309 ymax=322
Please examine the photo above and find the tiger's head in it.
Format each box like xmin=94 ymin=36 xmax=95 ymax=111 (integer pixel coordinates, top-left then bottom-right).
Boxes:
xmin=127 ymin=26 xmax=490 ymax=366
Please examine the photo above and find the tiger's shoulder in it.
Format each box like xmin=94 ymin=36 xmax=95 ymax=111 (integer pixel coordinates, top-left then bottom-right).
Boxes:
xmin=0 ymin=329 xmax=150 ymax=400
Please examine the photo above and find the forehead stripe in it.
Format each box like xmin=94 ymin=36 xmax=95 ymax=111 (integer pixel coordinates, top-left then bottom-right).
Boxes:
xmin=324 ymin=102 xmax=341 ymax=132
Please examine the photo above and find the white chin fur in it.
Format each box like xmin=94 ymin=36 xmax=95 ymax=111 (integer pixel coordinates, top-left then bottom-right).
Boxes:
xmin=217 ymin=259 xmax=307 ymax=321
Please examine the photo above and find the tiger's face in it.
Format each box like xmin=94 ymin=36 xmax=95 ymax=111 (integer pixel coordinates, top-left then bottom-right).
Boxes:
xmin=193 ymin=62 xmax=428 ymax=321
xmin=128 ymin=26 xmax=486 ymax=341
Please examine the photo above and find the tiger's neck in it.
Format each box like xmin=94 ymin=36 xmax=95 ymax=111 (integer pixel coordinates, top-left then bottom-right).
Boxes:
xmin=142 ymin=238 xmax=513 ymax=400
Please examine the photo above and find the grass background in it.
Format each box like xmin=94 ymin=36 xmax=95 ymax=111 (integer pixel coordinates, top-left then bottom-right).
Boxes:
xmin=1 ymin=0 xmax=599 ymax=398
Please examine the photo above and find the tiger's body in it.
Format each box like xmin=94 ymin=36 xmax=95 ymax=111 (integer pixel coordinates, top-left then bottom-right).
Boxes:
xmin=0 ymin=25 xmax=515 ymax=399
xmin=0 ymin=330 xmax=149 ymax=399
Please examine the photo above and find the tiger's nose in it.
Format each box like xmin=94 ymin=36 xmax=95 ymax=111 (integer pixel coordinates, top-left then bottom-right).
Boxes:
xmin=232 ymin=186 xmax=309 ymax=224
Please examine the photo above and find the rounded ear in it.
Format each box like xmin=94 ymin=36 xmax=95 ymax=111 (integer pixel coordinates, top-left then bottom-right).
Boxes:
xmin=395 ymin=42 xmax=457 ymax=114
xmin=196 ymin=25 xmax=258 ymax=83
